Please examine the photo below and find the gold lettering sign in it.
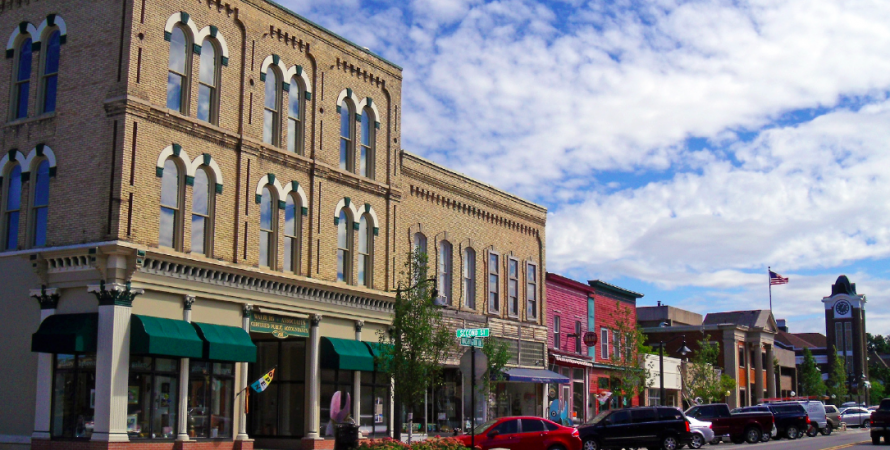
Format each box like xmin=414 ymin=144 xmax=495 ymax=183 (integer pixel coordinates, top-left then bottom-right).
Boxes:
xmin=249 ymin=312 xmax=310 ymax=338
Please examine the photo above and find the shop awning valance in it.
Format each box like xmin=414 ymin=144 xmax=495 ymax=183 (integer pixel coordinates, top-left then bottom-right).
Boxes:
xmin=321 ymin=337 xmax=375 ymax=372
xmin=31 ymin=313 xmax=98 ymax=354
xmin=192 ymin=322 xmax=257 ymax=363
xmin=131 ymin=315 xmax=203 ymax=358
xmin=500 ymin=368 xmax=570 ymax=384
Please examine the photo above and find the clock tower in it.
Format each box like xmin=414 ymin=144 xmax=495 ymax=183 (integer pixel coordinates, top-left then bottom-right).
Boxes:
xmin=824 ymin=275 xmax=868 ymax=389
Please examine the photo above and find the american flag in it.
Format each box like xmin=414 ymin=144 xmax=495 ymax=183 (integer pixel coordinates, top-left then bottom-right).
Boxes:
xmin=769 ymin=270 xmax=789 ymax=285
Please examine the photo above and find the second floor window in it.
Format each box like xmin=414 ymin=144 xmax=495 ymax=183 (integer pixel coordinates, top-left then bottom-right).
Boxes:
xmin=197 ymin=39 xmax=219 ymax=124
xmin=488 ymin=252 xmax=500 ymax=313
xmin=167 ymin=27 xmax=190 ymax=114
xmin=31 ymin=159 xmax=50 ymax=247
xmin=360 ymin=107 xmax=374 ymax=178
xmin=4 ymin=164 xmax=22 ymax=250
xmin=463 ymin=247 xmax=476 ymax=309
xmin=357 ymin=214 xmax=372 ymax=287
xmin=263 ymin=70 xmax=280 ymax=145
xmin=283 ymin=194 xmax=301 ymax=274
xmin=259 ymin=187 xmax=276 ymax=267
xmin=575 ymin=322 xmax=582 ymax=354
xmin=191 ymin=168 xmax=212 ymax=256
xmin=553 ymin=316 xmax=560 ymax=349
xmin=159 ymin=159 xmax=181 ymax=249
xmin=339 ymin=102 xmax=354 ymax=171
xmin=601 ymin=328 xmax=609 ymax=360
xmin=438 ymin=240 xmax=452 ymax=304
xmin=287 ymin=80 xmax=303 ymax=154
xmin=526 ymin=262 xmax=538 ymax=319
xmin=337 ymin=210 xmax=352 ymax=282
xmin=13 ymin=37 xmax=32 ymax=119
xmin=41 ymin=30 xmax=61 ymax=114
xmin=508 ymin=258 xmax=519 ymax=316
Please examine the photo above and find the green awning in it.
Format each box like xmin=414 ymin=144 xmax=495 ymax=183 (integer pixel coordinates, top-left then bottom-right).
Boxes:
xmin=321 ymin=337 xmax=374 ymax=372
xmin=192 ymin=322 xmax=256 ymax=362
xmin=131 ymin=315 xmax=203 ymax=358
xmin=364 ymin=341 xmax=392 ymax=369
xmin=31 ymin=313 xmax=98 ymax=354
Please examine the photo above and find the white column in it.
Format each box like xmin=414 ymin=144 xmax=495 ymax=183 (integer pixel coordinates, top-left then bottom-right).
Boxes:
xmin=31 ymin=287 xmax=60 ymax=440
xmin=354 ymin=321 xmax=363 ymax=434
xmin=305 ymin=314 xmax=322 ymax=440
xmin=88 ymin=282 xmax=143 ymax=442
xmin=177 ymin=295 xmax=196 ymax=441
xmin=754 ymin=342 xmax=764 ymax=404
xmin=766 ymin=345 xmax=776 ymax=399
xmin=236 ymin=304 xmax=253 ymax=441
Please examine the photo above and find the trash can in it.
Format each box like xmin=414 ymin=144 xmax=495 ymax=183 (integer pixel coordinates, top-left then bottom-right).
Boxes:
xmin=334 ymin=423 xmax=360 ymax=450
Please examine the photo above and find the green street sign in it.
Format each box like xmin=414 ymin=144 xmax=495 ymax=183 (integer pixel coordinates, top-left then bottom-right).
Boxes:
xmin=460 ymin=337 xmax=485 ymax=348
xmin=456 ymin=328 xmax=490 ymax=338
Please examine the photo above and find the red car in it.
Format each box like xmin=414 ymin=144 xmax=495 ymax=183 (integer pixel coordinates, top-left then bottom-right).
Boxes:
xmin=455 ymin=416 xmax=582 ymax=450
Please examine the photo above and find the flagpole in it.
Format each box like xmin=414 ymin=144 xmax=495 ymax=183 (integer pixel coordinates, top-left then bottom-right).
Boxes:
xmin=768 ymin=266 xmax=773 ymax=312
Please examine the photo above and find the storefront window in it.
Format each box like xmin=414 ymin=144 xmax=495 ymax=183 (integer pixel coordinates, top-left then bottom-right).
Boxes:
xmin=321 ymin=368 xmax=354 ymax=436
xmin=491 ymin=383 xmax=539 ymax=418
xmin=128 ymin=357 xmax=179 ymax=439
xmin=360 ymin=371 xmax=391 ymax=436
xmin=51 ymin=354 xmax=96 ymax=439
xmin=572 ymin=369 xmax=584 ymax=424
xmin=427 ymin=370 xmax=461 ymax=434
xmin=250 ymin=339 xmax=306 ymax=437
xmin=188 ymin=361 xmax=234 ymax=438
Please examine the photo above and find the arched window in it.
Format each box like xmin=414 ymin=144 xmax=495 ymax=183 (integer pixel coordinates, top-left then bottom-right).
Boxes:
xmin=159 ymin=158 xmax=182 ymax=248
xmin=360 ymin=107 xmax=374 ymax=178
xmin=167 ymin=26 xmax=190 ymax=113
xmin=339 ymin=102 xmax=354 ymax=171
xmin=357 ymin=214 xmax=372 ymax=287
xmin=13 ymin=37 xmax=32 ymax=119
xmin=287 ymin=79 xmax=303 ymax=154
xmin=40 ymin=30 xmax=60 ymax=114
xmin=31 ymin=160 xmax=50 ymax=247
xmin=197 ymin=39 xmax=219 ymax=123
xmin=263 ymin=70 xmax=280 ymax=145
xmin=463 ymin=247 xmax=476 ymax=309
xmin=337 ymin=210 xmax=352 ymax=283
xmin=4 ymin=164 xmax=22 ymax=250
xmin=438 ymin=240 xmax=452 ymax=304
xmin=191 ymin=168 xmax=212 ymax=256
xmin=283 ymin=194 xmax=301 ymax=273
xmin=259 ymin=186 xmax=276 ymax=268
xmin=413 ymin=232 xmax=427 ymax=256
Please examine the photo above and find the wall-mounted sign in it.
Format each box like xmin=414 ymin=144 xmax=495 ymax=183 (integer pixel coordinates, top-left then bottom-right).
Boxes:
xmin=250 ymin=312 xmax=309 ymax=338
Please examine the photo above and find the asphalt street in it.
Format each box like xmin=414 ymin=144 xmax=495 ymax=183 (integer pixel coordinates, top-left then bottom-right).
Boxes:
xmin=707 ymin=428 xmax=872 ymax=450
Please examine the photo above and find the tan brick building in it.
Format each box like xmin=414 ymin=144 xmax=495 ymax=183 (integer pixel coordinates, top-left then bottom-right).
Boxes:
xmin=0 ymin=2 xmax=547 ymax=450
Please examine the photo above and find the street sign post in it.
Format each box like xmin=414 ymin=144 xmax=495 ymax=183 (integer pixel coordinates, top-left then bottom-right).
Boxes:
xmin=456 ymin=328 xmax=490 ymax=338
xmin=460 ymin=337 xmax=484 ymax=347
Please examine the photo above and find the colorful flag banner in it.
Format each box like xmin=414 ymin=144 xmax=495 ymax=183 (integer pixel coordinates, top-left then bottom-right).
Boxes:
xmin=251 ymin=368 xmax=276 ymax=393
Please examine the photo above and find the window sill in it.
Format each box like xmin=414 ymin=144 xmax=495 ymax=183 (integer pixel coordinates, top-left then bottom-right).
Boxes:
xmin=4 ymin=112 xmax=56 ymax=127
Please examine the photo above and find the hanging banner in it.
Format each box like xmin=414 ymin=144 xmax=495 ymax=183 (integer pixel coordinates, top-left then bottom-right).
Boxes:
xmin=250 ymin=312 xmax=310 ymax=338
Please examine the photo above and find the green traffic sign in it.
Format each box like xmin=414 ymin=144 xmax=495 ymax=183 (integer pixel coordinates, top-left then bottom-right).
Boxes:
xmin=460 ymin=337 xmax=484 ymax=347
xmin=456 ymin=328 xmax=490 ymax=338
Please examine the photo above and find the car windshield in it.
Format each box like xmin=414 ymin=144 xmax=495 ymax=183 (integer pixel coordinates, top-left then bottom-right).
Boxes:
xmin=587 ymin=411 xmax=610 ymax=425
xmin=880 ymin=400 xmax=890 ymax=411
xmin=472 ymin=420 xmax=498 ymax=436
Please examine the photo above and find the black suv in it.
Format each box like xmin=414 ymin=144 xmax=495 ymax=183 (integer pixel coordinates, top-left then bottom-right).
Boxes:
xmin=733 ymin=404 xmax=808 ymax=439
xmin=579 ymin=407 xmax=692 ymax=450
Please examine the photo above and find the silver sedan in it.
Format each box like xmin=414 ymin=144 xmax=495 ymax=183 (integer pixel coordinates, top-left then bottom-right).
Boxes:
xmin=840 ymin=407 xmax=872 ymax=428
xmin=686 ymin=417 xmax=715 ymax=449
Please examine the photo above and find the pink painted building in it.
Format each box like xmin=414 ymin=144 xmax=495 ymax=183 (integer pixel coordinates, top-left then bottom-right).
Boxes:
xmin=546 ymin=273 xmax=643 ymax=422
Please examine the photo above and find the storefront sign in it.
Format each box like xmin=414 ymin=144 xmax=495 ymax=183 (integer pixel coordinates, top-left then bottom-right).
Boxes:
xmin=250 ymin=312 xmax=309 ymax=338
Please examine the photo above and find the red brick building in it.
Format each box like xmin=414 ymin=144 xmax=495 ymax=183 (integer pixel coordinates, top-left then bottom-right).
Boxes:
xmin=545 ymin=273 xmax=643 ymax=422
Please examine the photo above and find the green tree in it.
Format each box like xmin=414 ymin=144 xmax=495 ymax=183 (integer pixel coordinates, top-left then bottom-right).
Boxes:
xmin=684 ymin=336 xmax=737 ymax=403
xmin=798 ymin=347 xmax=826 ymax=398
xmin=826 ymin=346 xmax=848 ymax=404
xmin=609 ymin=303 xmax=653 ymax=404
xmin=481 ymin=337 xmax=511 ymax=393
xmin=377 ymin=251 xmax=454 ymax=437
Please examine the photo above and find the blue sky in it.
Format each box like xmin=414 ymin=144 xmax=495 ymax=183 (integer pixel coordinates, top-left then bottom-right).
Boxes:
xmin=276 ymin=0 xmax=890 ymax=334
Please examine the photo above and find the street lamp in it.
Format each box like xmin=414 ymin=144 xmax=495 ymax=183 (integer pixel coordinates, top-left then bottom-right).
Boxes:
xmin=659 ymin=335 xmax=691 ymax=406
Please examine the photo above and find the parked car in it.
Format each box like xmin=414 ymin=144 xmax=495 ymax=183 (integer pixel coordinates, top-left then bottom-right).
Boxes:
xmin=840 ymin=407 xmax=873 ymax=428
xmin=870 ymin=399 xmax=890 ymax=444
xmin=734 ymin=403 xmax=808 ymax=440
xmin=686 ymin=417 xmax=714 ymax=449
xmin=768 ymin=401 xmax=827 ymax=436
xmin=579 ymin=407 xmax=692 ymax=450
xmin=455 ymin=416 xmax=582 ymax=450
xmin=825 ymin=404 xmax=841 ymax=434
xmin=686 ymin=403 xmax=774 ymax=444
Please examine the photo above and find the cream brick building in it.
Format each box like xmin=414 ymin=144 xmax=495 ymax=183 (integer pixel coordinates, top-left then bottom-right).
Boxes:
xmin=0 ymin=2 xmax=548 ymax=450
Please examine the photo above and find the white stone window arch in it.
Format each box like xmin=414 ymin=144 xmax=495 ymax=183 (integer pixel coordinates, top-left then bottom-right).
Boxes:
xmin=35 ymin=14 xmax=66 ymax=115
xmin=356 ymin=97 xmax=380 ymax=179
xmin=337 ymin=89 xmax=360 ymax=172
xmin=281 ymin=181 xmax=308 ymax=274
xmin=334 ymin=198 xmax=359 ymax=283
xmin=164 ymin=13 xmax=198 ymax=114
xmin=0 ymin=149 xmax=24 ymax=251
xmin=22 ymin=144 xmax=57 ymax=248
xmin=7 ymin=22 xmax=38 ymax=120
xmin=260 ymin=55 xmax=289 ymax=146
xmin=284 ymin=65 xmax=312 ymax=155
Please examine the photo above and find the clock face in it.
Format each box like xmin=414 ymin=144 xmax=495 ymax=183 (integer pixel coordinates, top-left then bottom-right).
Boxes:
xmin=835 ymin=300 xmax=851 ymax=316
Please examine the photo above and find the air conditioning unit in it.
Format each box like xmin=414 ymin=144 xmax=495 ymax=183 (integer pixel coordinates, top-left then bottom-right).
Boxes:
xmin=433 ymin=296 xmax=448 ymax=307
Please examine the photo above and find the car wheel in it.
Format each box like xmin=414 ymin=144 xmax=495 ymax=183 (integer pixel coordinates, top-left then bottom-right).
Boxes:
xmin=583 ymin=439 xmax=598 ymax=450
xmin=689 ymin=433 xmax=705 ymax=449
xmin=663 ymin=436 xmax=680 ymax=450
xmin=822 ymin=424 xmax=833 ymax=436
xmin=745 ymin=427 xmax=762 ymax=444
xmin=807 ymin=426 xmax=819 ymax=437
xmin=874 ymin=435 xmax=881 ymax=445
xmin=709 ymin=438 xmax=721 ymax=445
xmin=760 ymin=433 xmax=771 ymax=443
xmin=786 ymin=426 xmax=798 ymax=440
xmin=864 ymin=420 xmax=872 ymax=429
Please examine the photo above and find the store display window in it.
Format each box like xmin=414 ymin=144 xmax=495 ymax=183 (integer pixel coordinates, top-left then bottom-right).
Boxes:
xmin=127 ymin=357 xmax=179 ymax=439
xmin=250 ymin=339 xmax=306 ymax=437
xmin=321 ymin=368 xmax=354 ymax=436
xmin=360 ymin=371 xmax=391 ymax=436
xmin=188 ymin=361 xmax=235 ymax=438
xmin=51 ymin=354 xmax=96 ymax=439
